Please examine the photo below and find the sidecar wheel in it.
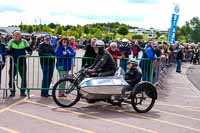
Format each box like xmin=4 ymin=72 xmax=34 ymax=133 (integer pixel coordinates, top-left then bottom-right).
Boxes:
xmin=131 ymin=82 xmax=156 ymax=113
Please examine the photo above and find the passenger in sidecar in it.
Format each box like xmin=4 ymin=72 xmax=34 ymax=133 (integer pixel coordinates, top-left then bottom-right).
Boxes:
xmin=121 ymin=59 xmax=142 ymax=95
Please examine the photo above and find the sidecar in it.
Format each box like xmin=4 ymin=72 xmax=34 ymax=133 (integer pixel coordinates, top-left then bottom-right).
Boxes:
xmin=79 ymin=76 xmax=128 ymax=99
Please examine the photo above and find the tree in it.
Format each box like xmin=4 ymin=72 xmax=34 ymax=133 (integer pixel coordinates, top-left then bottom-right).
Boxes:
xmin=132 ymin=35 xmax=143 ymax=40
xmin=48 ymin=23 xmax=56 ymax=29
xmin=55 ymin=25 xmax=63 ymax=35
xmin=27 ymin=26 xmax=33 ymax=33
xmin=181 ymin=17 xmax=200 ymax=43
xmin=117 ymin=26 xmax=128 ymax=36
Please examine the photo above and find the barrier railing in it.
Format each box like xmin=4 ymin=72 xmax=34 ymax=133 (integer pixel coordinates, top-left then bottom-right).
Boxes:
xmin=0 ymin=56 xmax=14 ymax=98
xmin=16 ymin=56 xmax=154 ymax=98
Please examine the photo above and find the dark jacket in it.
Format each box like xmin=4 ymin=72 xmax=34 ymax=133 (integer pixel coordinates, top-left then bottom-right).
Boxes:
xmin=82 ymin=44 xmax=97 ymax=67
xmin=38 ymin=42 xmax=55 ymax=66
xmin=0 ymin=43 xmax=8 ymax=64
xmin=125 ymin=68 xmax=142 ymax=86
xmin=55 ymin=45 xmax=75 ymax=71
xmin=119 ymin=43 xmax=131 ymax=57
xmin=91 ymin=50 xmax=116 ymax=72
xmin=176 ymin=49 xmax=183 ymax=60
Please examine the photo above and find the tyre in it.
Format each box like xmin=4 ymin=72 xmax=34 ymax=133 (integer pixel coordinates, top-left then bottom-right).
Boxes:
xmin=131 ymin=82 xmax=157 ymax=113
xmin=52 ymin=78 xmax=81 ymax=107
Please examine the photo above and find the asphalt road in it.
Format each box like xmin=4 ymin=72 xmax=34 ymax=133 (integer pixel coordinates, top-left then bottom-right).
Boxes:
xmin=187 ymin=64 xmax=200 ymax=91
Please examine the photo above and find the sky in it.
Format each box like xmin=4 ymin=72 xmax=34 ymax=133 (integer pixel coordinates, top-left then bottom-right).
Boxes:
xmin=0 ymin=0 xmax=199 ymax=30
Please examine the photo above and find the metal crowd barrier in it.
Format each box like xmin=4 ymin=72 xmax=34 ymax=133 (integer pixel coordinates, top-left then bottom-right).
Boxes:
xmin=16 ymin=56 xmax=154 ymax=98
xmin=0 ymin=56 xmax=14 ymax=98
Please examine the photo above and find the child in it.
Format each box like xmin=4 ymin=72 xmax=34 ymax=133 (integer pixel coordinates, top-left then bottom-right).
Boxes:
xmin=122 ymin=59 xmax=142 ymax=95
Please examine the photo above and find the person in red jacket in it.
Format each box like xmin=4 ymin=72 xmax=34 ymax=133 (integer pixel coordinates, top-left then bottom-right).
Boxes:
xmin=106 ymin=42 xmax=124 ymax=66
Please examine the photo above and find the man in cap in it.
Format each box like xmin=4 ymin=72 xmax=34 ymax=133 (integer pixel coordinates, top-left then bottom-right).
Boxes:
xmin=87 ymin=40 xmax=116 ymax=77
xmin=38 ymin=34 xmax=55 ymax=97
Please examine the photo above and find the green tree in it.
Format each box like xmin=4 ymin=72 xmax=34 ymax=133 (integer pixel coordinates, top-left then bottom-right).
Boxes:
xmin=117 ymin=26 xmax=128 ymax=36
xmin=55 ymin=25 xmax=63 ymax=35
xmin=48 ymin=23 xmax=56 ymax=29
xmin=181 ymin=17 xmax=200 ymax=43
xmin=132 ymin=35 xmax=143 ymax=40
xmin=27 ymin=26 xmax=33 ymax=33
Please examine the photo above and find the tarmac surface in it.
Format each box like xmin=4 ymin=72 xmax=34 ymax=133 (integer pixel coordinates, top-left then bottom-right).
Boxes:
xmin=187 ymin=64 xmax=200 ymax=91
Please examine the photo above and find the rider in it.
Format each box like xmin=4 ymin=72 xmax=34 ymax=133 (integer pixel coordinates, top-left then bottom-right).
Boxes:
xmin=122 ymin=59 xmax=142 ymax=95
xmin=87 ymin=40 xmax=117 ymax=77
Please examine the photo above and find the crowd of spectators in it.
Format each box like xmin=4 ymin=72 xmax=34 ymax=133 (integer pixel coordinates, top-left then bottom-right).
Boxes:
xmin=0 ymin=31 xmax=200 ymax=98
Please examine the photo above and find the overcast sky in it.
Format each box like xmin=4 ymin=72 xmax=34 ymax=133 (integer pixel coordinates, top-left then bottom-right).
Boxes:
xmin=0 ymin=0 xmax=199 ymax=30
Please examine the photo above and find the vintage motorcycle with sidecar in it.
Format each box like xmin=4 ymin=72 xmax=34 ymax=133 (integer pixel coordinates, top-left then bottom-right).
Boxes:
xmin=52 ymin=68 xmax=157 ymax=113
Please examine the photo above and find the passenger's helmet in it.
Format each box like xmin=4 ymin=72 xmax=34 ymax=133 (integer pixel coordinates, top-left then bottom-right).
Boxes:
xmin=95 ymin=40 xmax=105 ymax=47
xmin=127 ymin=59 xmax=138 ymax=66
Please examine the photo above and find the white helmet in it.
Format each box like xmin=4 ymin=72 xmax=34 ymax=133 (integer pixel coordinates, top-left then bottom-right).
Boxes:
xmin=121 ymin=38 xmax=129 ymax=43
xmin=95 ymin=40 xmax=105 ymax=47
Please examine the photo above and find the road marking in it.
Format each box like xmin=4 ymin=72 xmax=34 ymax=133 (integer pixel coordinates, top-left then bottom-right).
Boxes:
xmin=0 ymin=98 xmax=27 ymax=113
xmin=156 ymin=103 xmax=200 ymax=111
xmin=79 ymin=102 xmax=200 ymax=132
xmin=26 ymin=100 xmax=158 ymax=133
xmin=7 ymin=108 xmax=94 ymax=133
xmin=103 ymin=107 xmax=200 ymax=132
xmin=0 ymin=126 xmax=20 ymax=133
xmin=153 ymin=109 xmax=200 ymax=122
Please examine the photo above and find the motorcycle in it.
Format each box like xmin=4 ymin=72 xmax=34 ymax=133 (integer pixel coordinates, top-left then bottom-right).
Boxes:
xmin=52 ymin=68 xmax=157 ymax=113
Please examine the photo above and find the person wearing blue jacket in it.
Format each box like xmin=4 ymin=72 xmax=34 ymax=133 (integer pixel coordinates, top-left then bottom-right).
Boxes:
xmin=139 ymin=40 xmax=157 ymax=82
xmin=55 ymin=38 xmax=75 ymax=97
xmin=0 ymin=40 xmax=8 ymax=85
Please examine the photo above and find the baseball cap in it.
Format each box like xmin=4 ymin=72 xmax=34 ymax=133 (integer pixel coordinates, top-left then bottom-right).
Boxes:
xmin=44 ymin=34 xmax=51 ymax=40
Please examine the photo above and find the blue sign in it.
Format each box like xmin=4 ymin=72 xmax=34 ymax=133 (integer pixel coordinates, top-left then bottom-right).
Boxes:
xmin=168 ymin=5 xmax=180 ymax=44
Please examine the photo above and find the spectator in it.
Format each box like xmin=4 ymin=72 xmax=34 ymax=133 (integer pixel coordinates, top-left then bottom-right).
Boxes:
xmin=8 ymin=31 xmax=32 ymax=97
xmin=69 ymin=36 xmax=77 ymax=67
xmin=106 ymin=42 xmax=124 ymax=66
xmin=38 ymin=34 xmax=55 ymax=97
xmin=176 ymin=45 xmax=184 ymax=73
xmin=0 ymin=39 xmax=8 ymax=86
xmin=132 ymin=41 xmax=141 ymax=58
xmin=190 ymin=46 xmax=199 ymax=64
xmin=69 ymin=36 xmax=77 ymax=52
xmin=139 ymin=40 xmax=157 ymax=82
xmin=55 ymin=38 xmax=75 ymax=97
xmin=119 ymin=38 xmax=131 ymax=72
xmin=82 ymin=38 xmax=97 ymax=67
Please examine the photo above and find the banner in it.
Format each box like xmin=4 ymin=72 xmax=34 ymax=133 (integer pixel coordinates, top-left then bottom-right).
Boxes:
xmin=168 ymin=4 xmax=180 ymax=44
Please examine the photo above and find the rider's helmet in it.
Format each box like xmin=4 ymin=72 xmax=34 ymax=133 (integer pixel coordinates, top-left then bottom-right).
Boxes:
xmin=95 ymin=40 xmax=105 ymax=47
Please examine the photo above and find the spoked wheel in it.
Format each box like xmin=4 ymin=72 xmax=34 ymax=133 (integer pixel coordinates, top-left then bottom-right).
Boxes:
xmin=52 ymin=78 xmax=81 ymax=107
xmin=131 ymin=82 xmax=157 ymax=113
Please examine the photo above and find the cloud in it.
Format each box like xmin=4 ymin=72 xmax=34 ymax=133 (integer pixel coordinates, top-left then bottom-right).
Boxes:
xmin=0 ymin=0 xmax=199 ymax=30
xmin=0 ymin=5 xmax=23 ymax=13
xmin=127 ymin=0 xmax=159 ymax=4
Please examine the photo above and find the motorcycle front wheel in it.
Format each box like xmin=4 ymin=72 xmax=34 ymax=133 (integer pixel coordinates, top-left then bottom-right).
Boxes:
xmin=52 ymin=78 xmax=81 ymax=107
